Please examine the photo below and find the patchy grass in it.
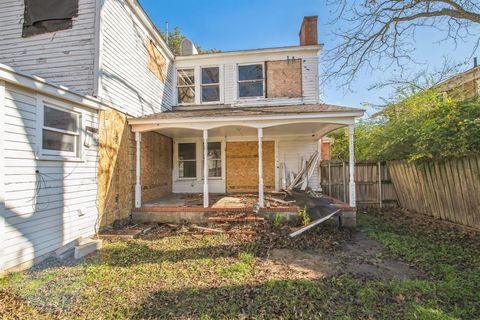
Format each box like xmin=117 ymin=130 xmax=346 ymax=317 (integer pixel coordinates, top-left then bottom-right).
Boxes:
xmin=1 ymin=211 xmax=479 ymax=319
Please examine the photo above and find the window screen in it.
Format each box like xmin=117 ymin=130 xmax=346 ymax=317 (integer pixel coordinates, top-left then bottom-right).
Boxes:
xmin=238 ymin=64 xmax=264 ymax=98
xmin=177 ymin=69 xmax=195 ymax=104
xmin=201 ymin=67 xmax=220 ymax=103
xmin=22 ymin=0 xmax=79 ymax=37
xmin=42 ymin=105 xmax=79 ymax=154
xmin=178 ymin=143 xmax=196 ymax=178
xmin=207 ymin=142 xmax=221 ymax=177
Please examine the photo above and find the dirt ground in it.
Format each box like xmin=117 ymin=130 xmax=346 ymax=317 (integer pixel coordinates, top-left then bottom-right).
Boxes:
xmin=269 ymin=230 xmax=422 ymax=280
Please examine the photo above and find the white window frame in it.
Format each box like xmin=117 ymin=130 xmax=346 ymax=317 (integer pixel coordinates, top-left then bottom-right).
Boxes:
xmin=173 ymin=138 xmax=225 ymax=181
xmin=200 ymin=66 xmax=221 ymax=104
xmin=176 ymin=141 xmax=198 ymax=180
xmin=175 ymin=65 xmax=223 ymax=105
xmin=36 ymin=95 xmax=83 ymax=161
xmin=205 ymin=141 xmax=222 ymax=179
xmin=176 ymin=68 xmax=196 ymax=105
xmin=237 ymin=62 xmax=265 ymax=100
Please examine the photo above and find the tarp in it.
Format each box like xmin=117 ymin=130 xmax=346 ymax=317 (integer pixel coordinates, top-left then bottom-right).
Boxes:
xmin=22 ymin=0 xmax=78 ymax=37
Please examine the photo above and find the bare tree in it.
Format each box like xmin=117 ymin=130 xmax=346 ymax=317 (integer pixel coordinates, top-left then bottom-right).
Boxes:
xmin=324 ymin=0 xmax=480 ymax=87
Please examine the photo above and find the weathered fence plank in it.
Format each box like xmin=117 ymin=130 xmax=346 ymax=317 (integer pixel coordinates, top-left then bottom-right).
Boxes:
xmin=388 ymin=156 xmax=480 ymax=229
xmin=320 ymin=161 xmax=398 ymax=208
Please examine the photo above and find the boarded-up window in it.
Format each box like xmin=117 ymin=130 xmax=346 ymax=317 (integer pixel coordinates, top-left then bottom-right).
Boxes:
xmin=22 ymin=0 xmax=79 ymax=37
xmin=147 ymin=40 xmax=166 ymax=82
xmin=266 ymin=59 xmax=302 ymax=98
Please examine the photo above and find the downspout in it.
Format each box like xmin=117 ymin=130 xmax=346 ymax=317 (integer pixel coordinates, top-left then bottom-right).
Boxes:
xmin=93 ymin=0 xmax=105 ymax=98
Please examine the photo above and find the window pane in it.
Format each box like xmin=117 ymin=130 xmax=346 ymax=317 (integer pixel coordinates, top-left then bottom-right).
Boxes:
xmin=178 ymin=87 xmax=195 ymax=104
xmin=177 ymin=69 xmax=195 ymax=86
xmin=179 ymin=143 xmax=196 ymax=160
xmin=179 ymin=161 xmax=196 ymax=178
xmin=238 ymin=64 xmax=263 ymax=81
xmin=209 ymin=160 xmax=221 ymax=177
xmin=42 ymin=129 xmax=75 ymax=152
xmin=202 ymin=67 xmax=219 ymax=84
xmin=207 ymin=142 xmax=221 ymax=159
xmin=202 ymin=86 xmax=220 ymax=102
xmin=239 ymin=81 xmax=263 ymax=97
xmin=44 ymin=106 xmax=77 ymax=132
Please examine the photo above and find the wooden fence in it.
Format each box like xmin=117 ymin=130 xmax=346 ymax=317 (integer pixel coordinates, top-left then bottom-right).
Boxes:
xmin=319 ymin=161 xmax=398 ymax=208
xmin=388 ymin=156 xmax=480 ymax=229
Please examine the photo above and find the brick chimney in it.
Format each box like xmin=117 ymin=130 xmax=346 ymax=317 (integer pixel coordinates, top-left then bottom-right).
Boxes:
xmin=299 ymin=16 xmax=318 ymax=46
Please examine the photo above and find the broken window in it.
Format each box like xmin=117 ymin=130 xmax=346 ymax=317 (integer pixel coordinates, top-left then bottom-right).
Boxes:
xmin=42 ymin=104 xmax=80 ymax=155
xmin=178 ymin=143 xmax=196 ymax=178
xmin=177 ymin=69 xmax=195 ymax=104
xmin=147 ymin=40 xmax=166 ymax=82
xmin=22 ymin=0 xmax=79 ymax=37
xmin=207 ymin=142 xmax=221 ymax=177
xmin=238 ymin=64 xmax=264 ymax=98
xmin=201 ymin=67 xmax=220 ymax=103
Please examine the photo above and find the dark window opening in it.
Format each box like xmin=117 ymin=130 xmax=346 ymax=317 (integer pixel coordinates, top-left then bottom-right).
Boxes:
xmin=22 ymin=0 xmax=79 ymax=37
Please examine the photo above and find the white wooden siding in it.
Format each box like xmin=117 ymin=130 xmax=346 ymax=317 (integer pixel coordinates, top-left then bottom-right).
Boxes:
xmin=1 ymin=83 xmax=99 ymax=271
xmin=0 ymin=0 xmax=97 ymax=95
xmin=277 ymin=139 xmax=320 ymax=190
xmin=99 ymin=0 xmax=174 ymax=116
xmin=174 ymin=48 xmax=321 ymax=107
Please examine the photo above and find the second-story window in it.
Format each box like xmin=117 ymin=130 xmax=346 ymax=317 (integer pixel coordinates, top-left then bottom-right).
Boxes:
xmin=238 ymin=64 xmax=264 ymax=98
xmin=177 ymin=69 xmax=195 ymax=104
xmin=201 ymin=67 xmax=220 ymax=103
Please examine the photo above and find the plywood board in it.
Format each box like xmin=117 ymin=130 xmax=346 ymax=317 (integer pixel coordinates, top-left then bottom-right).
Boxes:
xmin=266 ymin=59 xmax=302 ymax=98
xmin=147 ymin=39 xmax=166 ymax=82
xmin=226 ymin=141 xmax=275 ymax=192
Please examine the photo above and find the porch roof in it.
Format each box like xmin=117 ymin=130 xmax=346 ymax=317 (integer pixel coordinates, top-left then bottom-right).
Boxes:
xmin=132 ymin=103 xmax=363 ymax=121
xmin=128 ymin=104 xmax=364 ymax=136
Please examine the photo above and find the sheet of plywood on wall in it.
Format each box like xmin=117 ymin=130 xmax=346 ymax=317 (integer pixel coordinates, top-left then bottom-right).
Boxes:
xmin=266 ymin=59 xmax=302 ymax=98
xmin=98 ymin=108 xmax=134 ymax=228
xmin=140 ymin=132 xmax=173 ymax=203
xmin=226 ymin=141 xmax=275 ymax=192
xmin=147 ymin=39 xmax=166 ymax=82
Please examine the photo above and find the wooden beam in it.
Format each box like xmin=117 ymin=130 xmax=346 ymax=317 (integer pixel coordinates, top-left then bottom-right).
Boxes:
xmin=203 ymin=129 xmax=209 ymax=208
xmin=258 ymin=128 xmax=264 ymax=207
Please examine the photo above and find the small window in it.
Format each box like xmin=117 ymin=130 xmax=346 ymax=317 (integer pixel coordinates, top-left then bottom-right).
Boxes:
xmin=178 ymin=143 xmax=196 ymax=178
xmin=201 ymin=67 xmax=220 ymax=103
xmin=42 ymin=105 xmax=80 ymax=155
xmin=207 ymin=142 xmax=221 ymax=177
xmin=177 ymin=69 xmax=195 ymax=104
xmin=238 ymin=64 xmax=264 ymax=98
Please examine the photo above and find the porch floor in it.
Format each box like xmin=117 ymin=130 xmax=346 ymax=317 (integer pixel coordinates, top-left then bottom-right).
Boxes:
xmin=143 ymin=193 xmax=293 ymax=209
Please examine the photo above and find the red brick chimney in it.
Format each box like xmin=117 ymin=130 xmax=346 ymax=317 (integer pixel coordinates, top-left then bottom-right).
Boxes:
xmin=299 ymin=16 xmax=318 ymax=46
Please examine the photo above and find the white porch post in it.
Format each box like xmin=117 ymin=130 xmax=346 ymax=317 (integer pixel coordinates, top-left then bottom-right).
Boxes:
xmin=203 ymin=129 xmax=209 ymax=208
xmin=135 ymin=132 xmax=142 ymax=208
xmin=258 ymin=128 xmax=264 ymax=208
xmin=348 ymin=125 xmax=356 ymax=207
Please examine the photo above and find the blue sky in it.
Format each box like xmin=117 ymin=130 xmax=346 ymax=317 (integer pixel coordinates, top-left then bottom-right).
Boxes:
xmin=139 ymin=0 xmax=479 ymax=115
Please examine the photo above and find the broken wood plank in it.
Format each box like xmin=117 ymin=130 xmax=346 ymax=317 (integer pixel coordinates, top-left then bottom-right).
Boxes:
xmin=191 ymin=225 xmax=224 ymax=233
xmin=264 ymin=196 xmax=295 ymax=205
xmin=208 ymin=216 xmax=265 ymax=222
xmin=289 ymin=209 xmax=341 ymax=238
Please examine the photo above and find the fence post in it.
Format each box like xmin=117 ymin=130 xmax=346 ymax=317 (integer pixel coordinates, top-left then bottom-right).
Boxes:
xmin=378 ymin=161 xmax=383 ymax=208
xmin=328 ymin=161 xmax=332 ymax=196
xmin=342 ymin=161 xmax=346 ymax=202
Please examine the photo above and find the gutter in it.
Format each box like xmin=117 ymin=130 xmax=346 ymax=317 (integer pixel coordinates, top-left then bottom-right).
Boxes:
xmin=0 ymin=63 xmax=107 ymax=111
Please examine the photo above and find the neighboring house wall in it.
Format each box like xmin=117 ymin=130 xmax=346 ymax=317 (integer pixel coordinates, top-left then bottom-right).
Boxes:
xmin=1 ymin=81 xmax=99 ymax=272
xmin=174 ymin=46 xmax=321 ymax=107
xmin=0 ymin=0 xmax=97 ymax=95
xmin=436 ymin=66 xmax=480 ymax=100
xmin=99 ymin=0 xmax=175 ymax=116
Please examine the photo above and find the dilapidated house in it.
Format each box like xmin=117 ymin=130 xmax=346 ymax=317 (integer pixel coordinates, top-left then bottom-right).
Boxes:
xmin=0 ymin=0 xmax=363 ymax=273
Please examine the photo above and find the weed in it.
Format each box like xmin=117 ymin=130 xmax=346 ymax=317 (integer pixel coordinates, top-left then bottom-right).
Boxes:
xmin=297 ymin=206 xmax=311 ymax=225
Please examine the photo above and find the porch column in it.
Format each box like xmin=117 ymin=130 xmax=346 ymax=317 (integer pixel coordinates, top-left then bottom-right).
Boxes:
xmin=203 ymin=129 xmax=209 ymax=208
xmin=258 ymin=128 xmax=264 ymax=208
xmin=348 ymin=125 xmax=356 ymax=207
xmin=135 ymin=132 xmax=142 ymax=208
